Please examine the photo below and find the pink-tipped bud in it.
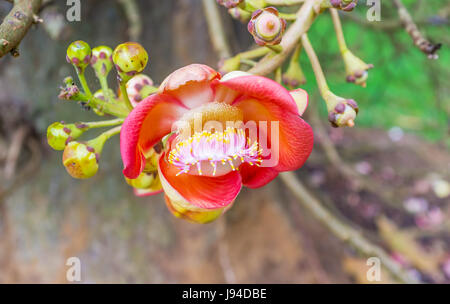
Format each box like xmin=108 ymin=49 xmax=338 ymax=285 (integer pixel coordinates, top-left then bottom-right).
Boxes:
xmin=247 ymin=7 xmax=286 ymax=46
xmin=125 ymin=74 xmax=156 ymax=107
xmin=325 ymin=91 xmax=359 ymax=128
xmin=216 ymin=0 xmax=244 ymax=8
xmin=342 ymin=49 xmax=373 ymax=87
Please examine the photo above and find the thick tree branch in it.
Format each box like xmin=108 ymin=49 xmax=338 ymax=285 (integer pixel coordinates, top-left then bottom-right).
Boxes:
xmin=0 ymin=0 xmax=42 ymax=58
xmin=393 ymin=0 xmax=441 ymax=59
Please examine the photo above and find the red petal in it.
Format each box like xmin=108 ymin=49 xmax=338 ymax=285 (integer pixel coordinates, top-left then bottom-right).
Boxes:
xmin=239 ymin=164 xmax=279 ymax=188
xmin=158 ymin=153 xmax=242 ymax=209
xmin=216 ymin=75 xmax=299 ymax=114
xmin=236 ymin=97 xmax=313 ymax=172
xmin=120 ymin=94 xmax=187 ymax=179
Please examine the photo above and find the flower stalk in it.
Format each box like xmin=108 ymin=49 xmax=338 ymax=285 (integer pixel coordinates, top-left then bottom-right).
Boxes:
xmin=301 ymin=33 xmax=358 ymax=128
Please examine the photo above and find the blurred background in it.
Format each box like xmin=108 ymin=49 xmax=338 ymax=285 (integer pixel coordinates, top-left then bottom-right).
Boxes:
xmin=0 ymin=0 xmax=448 ymax=283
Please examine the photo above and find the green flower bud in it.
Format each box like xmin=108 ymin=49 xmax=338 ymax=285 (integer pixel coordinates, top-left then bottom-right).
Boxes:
xmin=112 ymin=42 xmax=149 ymax=83
xmin=125 ymin=172 xmax=160 ymax=189
xmin=47 ymin=121 xmax=88 ymax=150
xmin=62 ymin=135 xmax=106 ymax=179
xmin=342 ymin=49 xmax=373 ymax=87
xmin=216 ymin=0 xmax=244 ymax=9
xmin=90 ymin=45 xmax=113 ymax=77
xmin=125 ymin=74 xmax=156 ymax=107
xmin=66 ymin=40 xmax=92 ymax=71
xmin=324 ymin=91 xmax=359 ymax=128
xmin=282 ymin=45 xmax=306 ymax=88
xmin=165 ymin=195 xmax=225 ymax=224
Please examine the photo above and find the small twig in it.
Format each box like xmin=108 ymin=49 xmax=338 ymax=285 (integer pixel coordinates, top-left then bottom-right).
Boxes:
xmin=202 ymin=0 xmax=232 ymax=59
xmin=0 ymin=0 xmax=43 ymax=58
xmin=279 ymin=172 xmax=419 ymax=284
xmin=117 ymin=0 xmax=142 ymax=41
xmin=393 ymin=0 xmax=441 ymax=59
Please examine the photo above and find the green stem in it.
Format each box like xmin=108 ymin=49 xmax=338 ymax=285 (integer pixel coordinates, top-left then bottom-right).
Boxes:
xmin=86 ymin=118 xmax=124 ymax=129
xmin=240 ymin=58 xmax=257 ymax=67
xmin=275 ymin=66 xmax=282 ymax=83
xmin=330 ymin=8 xmax=348 ymax=54
xmin=119 ymin=81 xmax=134 ymax=111
xmin=266 ymin=45 xmax=283 ymax=53
xmin=102 ymin=125 xmax=122 ymax=140
xmin=76 ymin=69 xmax=92 ymax=97
xmin=279 ymin=12 xmax=298 ymax=21
xmin=98 ymin=75 xmax=113 ymax=102
xmin=236 ymin=47 xmax=270 ymax=60
xmin=75 ymin=92 xmax=129 ymax=118
xmin=301 ymin=33 xmax=330 ymax=96
xmin=266 ymin=0 xmax=304 ymax=5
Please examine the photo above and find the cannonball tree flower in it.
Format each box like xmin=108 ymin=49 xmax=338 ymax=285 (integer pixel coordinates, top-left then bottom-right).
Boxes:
xmin=120 ymin=64 xmax=313 ymax=224
xmin=247 ymin=7 xmax=286 ymax=46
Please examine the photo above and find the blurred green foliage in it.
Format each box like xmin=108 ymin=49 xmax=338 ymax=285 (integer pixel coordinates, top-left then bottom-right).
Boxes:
xmin=295 ymin=0 xmax=449 ymax=143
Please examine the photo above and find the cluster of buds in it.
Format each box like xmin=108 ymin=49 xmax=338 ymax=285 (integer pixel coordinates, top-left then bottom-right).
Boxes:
xmin=342 ymin=49 xmax=374 ymax=87
xmin=49 ymin=39 xmax=156 ymax=189
xmin=328 ymin=0 xmax=358 ymax=11
xmin=247 ymin=7 xmax=286 ymax=46
xmin=325 ymin=92 xmax=359 ymax=128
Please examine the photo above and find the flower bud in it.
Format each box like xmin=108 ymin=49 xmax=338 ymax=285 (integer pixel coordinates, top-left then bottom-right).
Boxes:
xmin=90 ymin=45 xmax=113 ymax=77
xmin=165 ymin=196 xmax=225 ymax=224
xmin=342 ymin=50 xmax=373 ymax=87
xmin=329 ymin=0 xmax=357 ymax=11
xmin=125 ymin=74 xmax=157 ymax=107
xmin=125 ymin=171 xmax=163 ymax=197
xmin=247 ymin=7 xmax=286 ymax=46
xmin=282 ymin=45 xmax=306 ymax=88
xmin=66 ymin=40 xmax=92 ymax=71
xmin=94 ymin=89 xmax=116 ymax=102
xmin=47 ymin=121 xmax=88 ymax=150
xmin=325 ymin=92 xmax=359 ymax=128
xmin=63 ymin=142 xmax=98 ymax=179
xmin=228 ymin=7 xmax=251 ymax=23
xmin=112 ymin=42 xmax=149 ymax=83
xmin=216 ymin=0 xmax=244 ymax=8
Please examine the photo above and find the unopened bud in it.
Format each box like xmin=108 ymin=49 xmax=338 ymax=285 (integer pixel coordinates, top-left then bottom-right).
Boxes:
xmin=112 ymin=42 xmax=149 ymax=83
xmin=247 ymin=7 xmax=286 ymax=46
xmin=329 ymin=0 xmax=357 ymax=11
xmin=125 ymin=74 xmax=156 ymax=107
xmin=66 ymin=40 xmax=91 ymax=71
xmin=282 ymin=45 xmax=306 ymax=88
xmin=62 ymin=140 xmax=102 ymax=179
xmin=325 ymin=91 xmax=358 ymax=128
xmin=47 ymin=121 xmax=88 ymax=150
xmin=216 ymin=0 xmax=244 ymax=8
xmin=91 ymin=45 xmax=113 ymax=77
xmin=342 ymin=50 xmax=373 ymax=87
xmin=165 ymin=196 xmax=225 ymax=224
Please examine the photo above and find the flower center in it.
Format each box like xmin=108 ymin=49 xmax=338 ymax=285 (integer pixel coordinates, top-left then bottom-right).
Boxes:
xmin=168 ymin=127 xmax=262 ymax=176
